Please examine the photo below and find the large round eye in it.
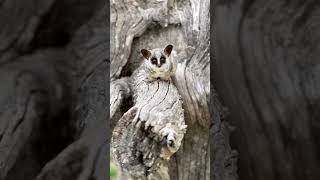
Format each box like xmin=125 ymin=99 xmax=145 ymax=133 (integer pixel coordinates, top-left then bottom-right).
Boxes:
xmin=151 ymin=58 xmax=157 ymax=64
xmin=160 ymin=57 xmax=166 ymax=64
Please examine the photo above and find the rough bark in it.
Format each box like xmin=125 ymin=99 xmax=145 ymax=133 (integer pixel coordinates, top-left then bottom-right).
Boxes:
xmin=0 ymin=0 xmax=108 ymax=180
xmin=111 ymin=70 xmax=187 ymax=180
xmin=110 ymin=0 xmax=237 ymax=180
xmin=214 ymin=0 xmax=320 ymax=180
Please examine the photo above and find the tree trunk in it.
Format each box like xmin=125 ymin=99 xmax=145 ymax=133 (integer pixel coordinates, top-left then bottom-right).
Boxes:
xmin=214 ymin=0 xmax=320 ymax=180
xmin=110 ymin=0 xmax=237 ymax=180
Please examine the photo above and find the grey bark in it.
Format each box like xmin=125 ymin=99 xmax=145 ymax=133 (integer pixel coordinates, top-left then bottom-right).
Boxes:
xmin=111 ymin=71 xmax=187 ymax=180
xmin=110 ymin=0 xmax=237 ymax=180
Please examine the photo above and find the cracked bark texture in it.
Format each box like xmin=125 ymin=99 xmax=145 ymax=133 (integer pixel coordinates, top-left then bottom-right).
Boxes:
xmin=110 ymin=0 xmax=237 ymax=179
xmin=0 ymin=0 xmax=108 ymax=180
xmin=111 ymin=70 xmax=187 ymax=179
xmin=214 ymin=0 xmax=320 ymax=180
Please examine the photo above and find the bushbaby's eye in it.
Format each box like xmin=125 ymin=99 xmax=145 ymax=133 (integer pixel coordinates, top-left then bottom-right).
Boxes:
xmin=160 ymin=57 xmax=166 ymax=64
xmin=151 ymin=58 xmax=157 ymax=64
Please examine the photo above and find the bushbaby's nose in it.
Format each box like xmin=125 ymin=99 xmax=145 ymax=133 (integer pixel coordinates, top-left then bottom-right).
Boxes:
xmin=157 ymin=64 xmax=161 ymax=67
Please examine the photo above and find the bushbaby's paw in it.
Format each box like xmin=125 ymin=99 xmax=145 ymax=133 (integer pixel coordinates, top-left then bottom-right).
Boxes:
xmin=159 ymin=126 xmax=177 ymax=148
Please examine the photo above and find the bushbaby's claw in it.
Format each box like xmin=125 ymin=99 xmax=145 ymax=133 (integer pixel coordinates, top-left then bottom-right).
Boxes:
xmin=132 ymin=112 xmax=139 ymax=125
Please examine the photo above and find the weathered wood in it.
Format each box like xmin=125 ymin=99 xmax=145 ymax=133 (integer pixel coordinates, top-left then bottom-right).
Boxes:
xmin=111 ymin=66 xmax=187 ymax=179
xmin=110 ymin=0 xmax=230 ymax=180
xmin=110 ymin=0 xmax=180 ymax=80
xmin=110 ymin=77 xmax=132 ymax=130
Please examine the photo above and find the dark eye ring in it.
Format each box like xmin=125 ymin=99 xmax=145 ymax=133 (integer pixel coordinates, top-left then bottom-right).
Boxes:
xmin=151 ymin=58 xmax=157 ymax=64
xmin=160 ymin=57 xmax=166 ymax=63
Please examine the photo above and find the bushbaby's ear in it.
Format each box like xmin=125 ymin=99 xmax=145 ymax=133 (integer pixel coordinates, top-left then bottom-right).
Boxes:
xmin=164 ymin=45 xmax=173 ymax=56
xmin=141 ymin=49 xmax=151 ymax=59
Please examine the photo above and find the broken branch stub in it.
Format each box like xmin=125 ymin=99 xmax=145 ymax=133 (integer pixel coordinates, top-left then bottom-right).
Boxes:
xmin=111 ymin=69 xmax=187 ymax=179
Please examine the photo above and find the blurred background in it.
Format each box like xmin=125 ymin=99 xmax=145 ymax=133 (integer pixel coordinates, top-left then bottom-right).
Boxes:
xmin=0 ymin=0 xmax=108 ymax=180
xmin=214 ymin=1 xmax=320 ymax=180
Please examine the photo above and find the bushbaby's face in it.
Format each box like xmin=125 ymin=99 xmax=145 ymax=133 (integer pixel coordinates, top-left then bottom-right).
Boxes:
xmin=141 ymin=45 xmax=173 ymax=69
xmin=140 ymin=45 xmax=174 ymax=80
xmin=141 ymin=45 xmax=176 ymax=80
